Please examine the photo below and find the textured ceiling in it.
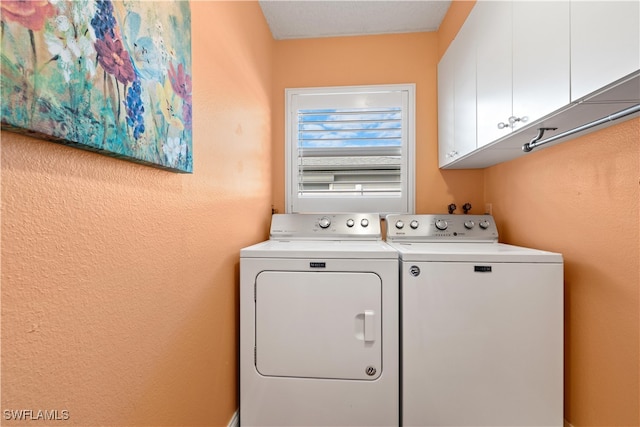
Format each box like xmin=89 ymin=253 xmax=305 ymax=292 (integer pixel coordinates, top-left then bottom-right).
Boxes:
xmin=259 ymin=0 xmax=452 ymax=40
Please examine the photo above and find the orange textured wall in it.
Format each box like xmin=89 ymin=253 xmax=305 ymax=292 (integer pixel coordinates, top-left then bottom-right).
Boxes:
xmin=1 ymin=2 xmax=272 ymax=426
xmin=271 ymin=32 xmax=484 ymax=215
xmin=485 ymin=119 xmax=640 ymax=426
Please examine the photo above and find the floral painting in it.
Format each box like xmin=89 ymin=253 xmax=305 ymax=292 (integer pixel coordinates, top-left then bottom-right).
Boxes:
xmin=1 ymin=0 xmax=193 ymax=173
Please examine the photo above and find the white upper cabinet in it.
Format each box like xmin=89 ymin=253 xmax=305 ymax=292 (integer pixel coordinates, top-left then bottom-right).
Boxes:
xmin=476 ymin=1 xmax=513 ymax=147
xmin=437 ymin=0 xmax=639 ymax=169
xmin=570 ymin=1 xmax=640 ymax=101
xmin=512 ymin=1 xmax=570 ymax=126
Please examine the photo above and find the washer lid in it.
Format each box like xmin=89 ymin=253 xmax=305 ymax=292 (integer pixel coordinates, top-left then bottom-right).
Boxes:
xmin=241 ymin=239 xmax=398 ymax=259
xmin=388 ymin=242 xmax=563 ymax=263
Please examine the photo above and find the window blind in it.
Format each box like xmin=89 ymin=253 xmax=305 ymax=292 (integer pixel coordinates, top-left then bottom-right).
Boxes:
xmin=286 ymin=85 xmax=415 ymax=214
xmin=297 ymin=107 xmax=402 ymax=196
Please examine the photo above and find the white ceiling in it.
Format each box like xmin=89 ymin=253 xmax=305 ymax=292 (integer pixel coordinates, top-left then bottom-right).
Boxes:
xmin=259 ymin=0 xmax=452 ymax=40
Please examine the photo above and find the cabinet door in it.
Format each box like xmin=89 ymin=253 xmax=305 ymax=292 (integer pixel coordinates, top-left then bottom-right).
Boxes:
xmin=476 ymin=1 xmax=513 ymax=147
xmin=451 ymin=12 xmax=477 ymax=158
xmin=437 ymin=7 xmax=478 ymax=166
xmin=513 ymin=1 xmax=570 ymax=125
xmin=571 ymin=1 xmax=640 ymax=101
xmin=437 ymin=46 xmax=455 ymax=167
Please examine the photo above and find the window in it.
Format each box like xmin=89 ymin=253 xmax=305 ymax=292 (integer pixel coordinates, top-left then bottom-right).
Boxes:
xmin=286 ymin=84 xmax=415 ymax=214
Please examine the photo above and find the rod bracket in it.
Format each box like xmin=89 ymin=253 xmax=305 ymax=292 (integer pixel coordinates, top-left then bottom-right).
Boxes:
xmin=523 ymin=127 xmax=558 ymax=152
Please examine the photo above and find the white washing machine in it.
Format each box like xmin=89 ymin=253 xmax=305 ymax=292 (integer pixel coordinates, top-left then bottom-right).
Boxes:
xmin=386 ymin=214 xmax=563 ymax=427
xmin=240 ymin=213 xmax=399 ymax=427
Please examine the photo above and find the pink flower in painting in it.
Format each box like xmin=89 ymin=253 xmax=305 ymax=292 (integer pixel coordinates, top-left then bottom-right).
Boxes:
xmin=168 ymin=62 xmax=192 ymax=101
xmin=0 ymin=0 xmax=56 ymax=31
xmin=95 ymin=34 xmax=136 ymax=84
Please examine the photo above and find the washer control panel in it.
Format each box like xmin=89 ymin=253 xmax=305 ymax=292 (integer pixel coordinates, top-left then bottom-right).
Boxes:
xmin=270 ymin=213 xmax=381 ymax=240
xmin=386 ymin=214 xmax=498 ymax=242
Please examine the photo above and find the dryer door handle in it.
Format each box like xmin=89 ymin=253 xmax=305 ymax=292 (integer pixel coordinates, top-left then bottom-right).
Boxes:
xmin=364 ymin=310 xmax=375 ymax=342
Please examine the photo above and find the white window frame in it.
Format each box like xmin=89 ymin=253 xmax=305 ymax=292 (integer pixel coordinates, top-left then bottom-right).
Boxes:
xmin=285 ymin=84 xmax=416 ymax=215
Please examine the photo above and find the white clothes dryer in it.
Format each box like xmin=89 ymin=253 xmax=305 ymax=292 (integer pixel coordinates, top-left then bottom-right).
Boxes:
xmin=240 ymin=213 xmax=399 ymax=427
xmin=386 ymin=214 xmax=563 ymax=427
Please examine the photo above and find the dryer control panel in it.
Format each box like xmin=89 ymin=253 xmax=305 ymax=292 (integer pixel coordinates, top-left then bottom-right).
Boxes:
xmin=270 ymin=213 xmax=382 ymax=240
xmin=385 ymin=214 xmax=498 ymax=242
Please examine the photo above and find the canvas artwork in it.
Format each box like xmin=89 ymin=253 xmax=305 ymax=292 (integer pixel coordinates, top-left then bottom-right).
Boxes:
xmin=1 ymin=0 xmax=193 ymax=173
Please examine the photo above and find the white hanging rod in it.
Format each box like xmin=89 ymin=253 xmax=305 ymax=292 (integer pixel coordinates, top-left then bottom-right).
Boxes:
xmin=523 ymin=103 xmax=640 ymax=152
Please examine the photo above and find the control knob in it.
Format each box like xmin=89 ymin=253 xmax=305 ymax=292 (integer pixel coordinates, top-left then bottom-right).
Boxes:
xmin=318 ymin=217 xmax=331 ymax=229
xmin=464 ymin=220 xmax=475 ymax=230
xmin=360 ymin=218 xmax=369 ymax=228
xmin=479 ymin=220 xmax=490 ymax=230
xmin=435 ymin=219 xmax=448 ymax=231
xmin=346 ymin=219 xmax=355 ymax=228
xmin=410 ymin=220 xmax=419 ymax=229
xmin=395 ymin=220 xmax=404 ymax=229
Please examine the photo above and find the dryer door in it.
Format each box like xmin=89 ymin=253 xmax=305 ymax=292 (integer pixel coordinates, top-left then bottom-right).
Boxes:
xmin=255 ymin=271 xmax=382 ymax=380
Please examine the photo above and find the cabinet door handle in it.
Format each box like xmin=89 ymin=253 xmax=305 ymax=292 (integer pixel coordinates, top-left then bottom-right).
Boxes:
xmin=499 ymin=116 xmax=527 ymax=129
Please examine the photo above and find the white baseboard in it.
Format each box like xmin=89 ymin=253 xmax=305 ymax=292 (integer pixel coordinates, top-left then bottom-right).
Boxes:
xmin=228 ymin=409 xmax=239 ymax=427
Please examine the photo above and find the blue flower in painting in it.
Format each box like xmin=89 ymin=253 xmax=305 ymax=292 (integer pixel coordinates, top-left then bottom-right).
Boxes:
xmin=91 ymin=0 xmax=116 ymax=40
xmin=125 ymin=80 xmax=145 ymax=139
xmin=121 ymin=10 xmax=167 ymax=82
